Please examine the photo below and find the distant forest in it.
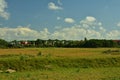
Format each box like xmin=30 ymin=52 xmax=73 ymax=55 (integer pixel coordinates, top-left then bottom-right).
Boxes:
xmin=0 ymin=38 xmax=120 ymax=48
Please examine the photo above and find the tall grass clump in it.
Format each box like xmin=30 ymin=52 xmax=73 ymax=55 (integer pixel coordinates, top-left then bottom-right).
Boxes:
xmin=19 ymin=54 xmax=29 ymax=61
xmin=37 ymin=51 xmax=42 ymax=56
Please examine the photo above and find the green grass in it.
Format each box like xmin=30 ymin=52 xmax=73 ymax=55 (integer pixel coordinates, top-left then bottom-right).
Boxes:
xmin=0 ymin=48 xmax=120 ymax=80
xmin=0 ymin=67 xmax=120 ymax=80
xmin=0 ymin=55 xmax=120 ymax=71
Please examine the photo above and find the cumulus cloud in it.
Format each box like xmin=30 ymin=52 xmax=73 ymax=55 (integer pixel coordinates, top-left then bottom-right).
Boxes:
xmin=0 ymin=16 xmax=105 ymax=40
xmin=0 ymin=0 xmax=10 ymax=20
xmin=86 ymin=16 xmax=96 ymax=22
xmin=51 ymin=27 xmax=86 ymax=40
xmin=80 ymin=16 xmax=96 ymax=25
xmin=0 ymin=26 xmax=103 ymax=41
xmin=51 ymin=26 xmax=102 ymax=40
xmin=0 ymin=26 xmax=50 ymax=40
xmin=64 ymin=18 xmax=75 ymax=23
xmin=106 ymin=30 xmax=120 ymax=39
xmin=1 ymin=16 xmax=120 ymax=40
xmin=39 ymin=28 xmax=50 ymax=39
xmin=48 ymin=2 xmax=62 ymax=10
xmin=99 ymin=27 xmax=106 ymax=32
xmin=80 ymin=16 xmax=102 ymax=29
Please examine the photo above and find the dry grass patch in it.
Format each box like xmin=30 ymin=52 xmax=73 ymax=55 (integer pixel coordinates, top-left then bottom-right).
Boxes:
xmin=0 ymin=48 xmax=39 ymax=56
xmin=0 ymin=48 xmax=120 ymax=58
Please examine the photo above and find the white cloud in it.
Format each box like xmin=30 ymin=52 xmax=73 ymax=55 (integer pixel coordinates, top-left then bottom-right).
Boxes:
xmin=64 ymin=18 xmax=75 ymax=23
xmin=80 ymin=16 xmax=102 ymax=29
xmin=99 ymin=27 xmax=106 ymax=32
xmin=1 ymin=16 xmax=120 ymax=40
xmin=0 ymin=25 xmax=102 ymax=41
xmin=0 ymin=26 xmax=50 ymax=40
xmin=0 ymin=16 xmax=104 ymax=40
xmin=106 ymin=30 xmax=120 ymax=39
xmin=39 ymin=28 xmax=50 ymax=39
xmin=86 ymin=16 xmax=96 ymax=22
xmin=80 ymin=16 xmax=96 ymax=25
xmin=48 ymin=2 xmax=62 ymax=10
xmin=51 ymin=25 xmax=102 ymax=40
xmin=51 ymin=26 xmax=86 ymax=40
xmin=98 ymin=22 xmax=102 ymax=26
xmin=0 ymin=0 xmax=10 ymax=20
xmin=117 ymin=22 xmax=120 ymax=27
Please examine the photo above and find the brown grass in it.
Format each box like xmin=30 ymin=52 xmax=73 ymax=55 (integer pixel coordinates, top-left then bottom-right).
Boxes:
xmin=0 ymin=48 xmax=38 ymax=55
xmin=0 ymin=48 xmax=120 ymax=58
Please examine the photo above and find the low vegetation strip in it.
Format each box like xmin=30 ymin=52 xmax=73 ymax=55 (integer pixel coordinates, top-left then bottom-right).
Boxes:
xmin=0 ymin=56 xmax=120 ymax=71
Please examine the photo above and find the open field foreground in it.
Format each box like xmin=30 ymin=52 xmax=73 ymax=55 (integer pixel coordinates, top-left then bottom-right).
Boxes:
xmin=0 ymin=67 xmax=120 ymax=80
xmin=0 ymin=48 xmax=120 ymax=80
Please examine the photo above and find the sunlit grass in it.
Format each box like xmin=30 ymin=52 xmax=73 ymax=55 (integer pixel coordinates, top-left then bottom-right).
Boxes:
xmin=0 ymin=48 xmax=120 ymax=58
xmin=0 ymin=67 xmax=120 ymax=80
xmin=0 ymin=48 xmax=120 ymax=80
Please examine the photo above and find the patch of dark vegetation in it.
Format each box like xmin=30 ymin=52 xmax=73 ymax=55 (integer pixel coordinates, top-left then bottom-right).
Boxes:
xmin=0 ymin=38 xmax=120 ymax=48
xmin=103 ymin=49 xmax=120 ymax=55
xmin=37 ymin=51 xmax=42 ymax=56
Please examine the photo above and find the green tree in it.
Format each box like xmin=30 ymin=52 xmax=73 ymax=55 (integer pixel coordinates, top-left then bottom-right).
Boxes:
xmin=0 ymin=39 xmax=9 ymax=48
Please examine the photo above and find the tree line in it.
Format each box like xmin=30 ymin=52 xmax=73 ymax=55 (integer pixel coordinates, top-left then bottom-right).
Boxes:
xmin=0 ymin=38 xmax=119 ymax=48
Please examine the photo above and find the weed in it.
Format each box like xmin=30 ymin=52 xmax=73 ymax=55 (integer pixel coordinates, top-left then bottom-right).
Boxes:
xmin=19 ymin=54 xmax=29 ymax=61
xmin=37 ymin=51 xmax=42 ymax=56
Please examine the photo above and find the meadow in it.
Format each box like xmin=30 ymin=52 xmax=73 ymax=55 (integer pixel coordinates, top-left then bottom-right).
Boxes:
xmin=0 ymin=48 xmax=120 ymax=58
xmin=0 ymin=48 xmax=120 ymax=80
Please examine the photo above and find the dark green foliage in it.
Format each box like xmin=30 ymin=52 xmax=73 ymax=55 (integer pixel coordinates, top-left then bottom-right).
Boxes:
xmin=33 ymin=39 xmax=119 ymax=48
xmin=0 ymin=39 xmax=9 ymax=48
xmin=83 ymin=39 xmax=118 ymax=48
xmin=0 ymin=38 xmax=119 ymax=48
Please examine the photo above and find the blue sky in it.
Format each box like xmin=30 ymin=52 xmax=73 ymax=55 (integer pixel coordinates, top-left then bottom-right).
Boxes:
xmin=0 ymin=0 xmax=120 ymax=40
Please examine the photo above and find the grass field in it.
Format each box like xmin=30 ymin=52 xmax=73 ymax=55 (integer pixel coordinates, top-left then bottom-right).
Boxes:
xmin=0 ymin=48 xmax=120 ymax=58
xmin=0 ymin=67 xmax=120 ymax=80
xmin=0 ymin=48 xmax=120 ymax=80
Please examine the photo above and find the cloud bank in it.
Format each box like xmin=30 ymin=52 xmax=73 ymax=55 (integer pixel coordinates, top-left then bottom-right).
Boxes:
xmin=0 ymin=16 xmax=120 ymax=41
xmin=0 ymin=0 xmax=10 ymax=20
